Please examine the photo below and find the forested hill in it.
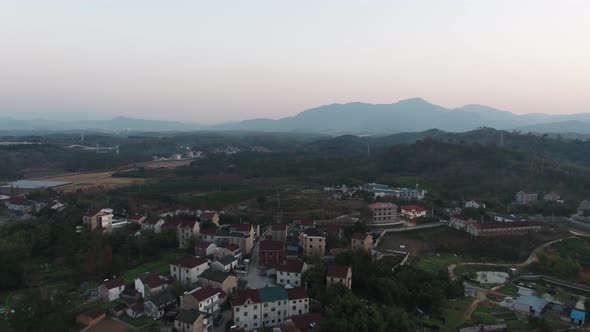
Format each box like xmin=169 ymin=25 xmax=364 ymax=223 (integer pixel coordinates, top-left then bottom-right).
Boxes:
xmin=303 ymin=128 xmax=590 ymax=168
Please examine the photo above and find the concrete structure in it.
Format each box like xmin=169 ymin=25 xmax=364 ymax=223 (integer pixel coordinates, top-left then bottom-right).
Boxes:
xmin=170 ymin=256 xmax=209 ymax=286
xmin=299 ymin=229 xmax=325 ymax=258
xmin=466 ymin=221 xmax=542 ymax=237
xmin=200 ymin=211 xmax=220 ymax=226
xmin=515 ymin=191 xmax=538 ymax=204
xmin=144 ymin=291 xmax=176 ymax=319
xmin=400 ymin=205 xmax=427 ymax=219
xmin=276 ymin=260 xmax=307 ymax=287
xmin=360 ymin=183 xmax=427 ymax=200
xmin=232 ymin=287 xmax=310 ymax=331
xmin=211 ymin=255 xmax=238 ymax=272
xmin=194 ymin=241 xmax=217 ymax=257
xmin=326 ymin=265 xmax=352 ymax=289
xmin=543 ymin=191 xmax=561 ymax=202
xmin=464 ymin=200 xmax=485 ymax=209
xmin=351 ymin=232 xmax=373 ymax=251
xmin=160 ymin=219 xmax=200 ymax=248
xmin=141 ymin=217 xmax=165 ymax=231
xmin=135 ymin=272 xmax=170 ymax=299
xmin=368 ymin=202 xmax=398 ymax=223
xmin=449 ymin=214 xmax=477 ymax=231
xmin=98 ymin=277 xmax=125 ymax=302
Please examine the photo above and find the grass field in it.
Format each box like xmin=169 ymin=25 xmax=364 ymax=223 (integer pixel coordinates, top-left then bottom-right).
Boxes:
xmin=416 ymin=254 xmax=462 ymax=273
xmin=439 ymin=297 xmax=474 ymax=332
xmin=121 ymin=250 xmax=185 ymax=283
xmin=497 ymin=283 xmax=519 ymax=296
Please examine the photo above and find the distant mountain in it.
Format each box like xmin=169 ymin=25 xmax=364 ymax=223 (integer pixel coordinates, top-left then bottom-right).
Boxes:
xmin=0 ymin=116 xmax=202 ymax=132
xmin=215 ymin=98 xmax=590 ymax=134
xmin=516 ymin=120 xmax=590 ymax=134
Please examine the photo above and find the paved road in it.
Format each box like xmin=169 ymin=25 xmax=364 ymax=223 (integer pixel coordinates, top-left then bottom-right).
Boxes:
xmin=212 ymin=310 xmax=232 ymax=332
xmin=242 ymin=234 xmax=276 ymax=289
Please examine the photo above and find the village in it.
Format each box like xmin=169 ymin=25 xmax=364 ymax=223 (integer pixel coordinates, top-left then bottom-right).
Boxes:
xmin=1 ymin=179 xmax=589 ymax=332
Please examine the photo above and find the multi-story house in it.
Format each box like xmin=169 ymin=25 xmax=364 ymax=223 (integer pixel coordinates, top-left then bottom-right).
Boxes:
xmin=368 ymin=202 xmax=398 ymax=223
xmin=198 ymin=269 xmax=237 ymax=295
xmin=135 ymin=272 xmax=170 ymax=299
xmin=464 ymin=200 xmax=485 ymax=209
xmin=180 ymin=286 xmax=223 ymax=314
xmin=350 ymin=233 xmax=373 ymax=251
xmin=400 ymin=205 xmax=427 ymax=219
xmin=232 ymin=287 xmax=310 ymax=331
xmin=515 ymin=191 xmax=538 ymax=205
xmin=271 ymin=224 xmax=289 ymax=242
xmin=82 ymin=208 xmax=114 ymax=231
xmin=276 ymin=260 xmax=307 ymax=287
xmin=211 ymin=255 xmax=238 ymax=273
xmin=299 ymin=229 xmax=325 ymax=257
xmin=174 ymin=309 xmax=205 ymax=332
xmin=449 ymin=214 xmax=477 ymax=231
xmin=326 ymin=265 xmax=352 ymax=289
xmin=200 ymin=211 xmax=220 ymax=226
xmin=141 ymin=217 xmax=165 ymax=232
xmin=160 ymin=219 xmax=200 ymax=248
xmin=194 ymin=241 xmax=217 ymax=258
xmin=170 ymin=256 xmax=209 ymax=286
xmin=259 ymin=240 xmax=285 ymax=266
xmin=98 ymin=277 xmax=125 ymax=302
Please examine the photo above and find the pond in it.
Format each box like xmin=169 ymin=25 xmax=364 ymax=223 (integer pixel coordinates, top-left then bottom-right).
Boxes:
xmin=475 ymin=271 xmax=509 ymax=284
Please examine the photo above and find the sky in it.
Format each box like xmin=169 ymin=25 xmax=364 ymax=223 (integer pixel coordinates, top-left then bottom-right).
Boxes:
xmin=0 ymin=1 xmax=589 ymax=123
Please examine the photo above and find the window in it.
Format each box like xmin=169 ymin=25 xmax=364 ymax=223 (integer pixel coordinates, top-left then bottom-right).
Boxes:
xmin=254 ymin=305 xmax=257 ymax=309
xmin=236 ymin=308 xmax=240 ymax=312
xmin=254 ymin=315 xmax=257 ymax=319
xmin=244 ymin=312 xmax=248 ymax=316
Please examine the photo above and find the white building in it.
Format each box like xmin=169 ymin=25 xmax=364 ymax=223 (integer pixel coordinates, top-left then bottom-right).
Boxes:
xmin=170 ymin=256 xmax=209 ymax=286
xmin=98 ymin=277 xmax=125 ymax=302
xmin=180 ymin=286 xmax=223 ymax=314
xmin=464 ymin=200 xmax=485 ymax=209
xmin=276 ymin=260 xmax=307 ymax=287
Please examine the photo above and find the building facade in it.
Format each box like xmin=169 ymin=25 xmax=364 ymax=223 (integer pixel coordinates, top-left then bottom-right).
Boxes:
xmin=299 ymin=229 xmax=326 ymax=257
xmin=368 ymin=202 xmax=398 ymax=223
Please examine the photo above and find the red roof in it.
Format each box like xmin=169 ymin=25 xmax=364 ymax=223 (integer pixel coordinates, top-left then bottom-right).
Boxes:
xmin=327 ymin=265 xmax=350 ymax=279
xmin=368 ymin=202 xmax=397 ymax=209
xmin=232 ymin=289 xmax=260 ymax=306
xmin=143 ymin=217 xmax=162 ymax=225
xmin=7 ymin=197 xmax=27 ymax=205
xmin=190 ymin=286 xmax=220 ymax=301
xmin=272 ymin=224 xmax=289 ymax=231
xmin=351 ymin=232 xmax=370 ymax=241
xmin=259 ymin=240 xmax=284 ymax=252
xmin=103 ymin=277 xmax=125 ymax=290
xmin=302 ymin=228 xmax=322 ymax=237
xmin=162 ymin=219 xmax=197 ymax=229
xmin=139 ymin=273 xmax=168 ymax=288
xmin=200 ymin=227 xmax=218 ymax=235
xmin=290 ymin=313 xmax=323 ymax=332
xmin=195 ymin=240 xmax=215 ymax=249
xmin=230 ymin=224 xmax=253 ymax=233
xmin=226 ymin=243 xmax=240 ymax=252
xmin=176 ymin=256 xmax=208 ymax=269
xmin=161 ymin=219 xmax=181 ymax=229
xmin=299 ymin=219 xmax=314 ymax=226
xmin=200 ymin=211 xmax=217 ymax=220
xmin=179 ymin=219 xmax=198 ymax=229
xmin=287 ymin=287 xmax=308 ymax=301
xmin=277 ymin=260 xmax=305 ymax=273
xmin=401 ymin=205 xmax=425 ymax=212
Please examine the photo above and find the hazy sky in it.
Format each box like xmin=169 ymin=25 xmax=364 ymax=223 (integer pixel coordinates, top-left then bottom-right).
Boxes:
xmin=1 ymin=1 xmax=588 ymax=123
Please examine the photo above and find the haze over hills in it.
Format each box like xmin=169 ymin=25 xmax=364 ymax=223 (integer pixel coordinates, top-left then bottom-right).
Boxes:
xmin=2 ymin=98 xmax=590 ymax=134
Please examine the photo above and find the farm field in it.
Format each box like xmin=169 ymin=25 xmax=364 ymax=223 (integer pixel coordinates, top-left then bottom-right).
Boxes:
xmin=86 ymin=318 xmax=128 ymax=332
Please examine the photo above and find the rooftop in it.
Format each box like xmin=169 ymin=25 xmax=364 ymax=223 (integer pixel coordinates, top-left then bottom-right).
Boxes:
xmin=259 ymin=240 xmax=284 ymax=251
xmin=200 ymin=269 xmax=231 ymax=283
xmin=351 ymin=232 xmax=371 ymax=241
xmin=401 ymin=205 xmax=425 ymax=212
xmin=233 ymin=289 xmax=260 ymax=306
xmin=286 ymin=287 xmax=308 ymax=301
xmin=1 ymin=180 xmax=70 ymax=189
xmin=102 ymin=277 xmax=125 ymax=290
xmin=217 ymin=255 xmax=237 ymax=265
xmin=139 ymin=272 xmax=168 ymax=288
xmin=472 ymin=221 xmax=541 ymax=230
xmin=189 ymin=286 xmax=220 ymax=301
xmin=368 ymin=202 xmax=397 ymax=209
xmin=258 ymin=286 xmax=288 ymax=303
xmin=277 ymin=260 xmax=305 ymax=273
xmin=290 ymin=313 xmax=323 ymax=332
xmin=327 ymin=265 xmax=350 ymax=279
xmin=301 ymin=228 xmax=322 ymax=237
xmin=175 ymin=256 xmax=208 ymax=269
xmin=175 ymin=309 xmax=201 ymax=324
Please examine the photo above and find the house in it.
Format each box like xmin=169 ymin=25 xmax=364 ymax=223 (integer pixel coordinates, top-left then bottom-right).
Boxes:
xmin=180 ymin=286 xmax=223 ymax=314
xmin=570 ymin=309 xmax=585 ymax=326
xmin=144 ymin=291 xmax=176 ymax=319
xmin=400 ymin=205 xmax=427 ymax=219
xmin=368 ymin=202 xmax=398 ymax=223
xmin=76 ymin=308 xmax=106 ymax=327
xmin=464 ymin=200 xmax=485 ymax=209
xmin=515 ymin=191 xmax=538 ymax=204
xmin=232 ymin=287 xmax=310 ymax=331
xmin=195 ymin=241 xmax=217 ymax=258
xmin=212 ymin=255 xmax=238 ymax=272
xmin=298 ymin=219 xmax=315 ymax=230
xmin=220 ymin=243 xmax=242 ymax=261
xmin=126 ymin=302 xmax=144 ymax=318
xmin=259 ymin=240 xmax=285 ymax=266
xmin=299 ymin=229 xmax=325 ymax=257
xmin=543 ymin=192 xmax=561 ymax=202
xmin=6 ymin=197 xmax=36 ymax=213
xmin=170 ymin=256 xmax=209 ymax=286
xmin=322 ymin=224 xmax=342 ymax=240
xmin=142 ymin=217 xmax=165 ymax=232
xmin=271 ymin=223 xmax=289 ymax=242
xmin=213 ymin=227 xmax=254 ymax=253
xmin=199 ymin=269 xmax=237 ymax=294
xmin=360 ymin=183 xmax=427 ymax=200
xmin=276 ymin=260 xmax=307 ymax=287
xmin=351 ymin=233 xmax=373 ymax=251
xmin=465 ymin=221 xmax=542 ymax=237
xmin=83 ymin=208 xmax=114 ymax=231
xmin=160 ymin=219 xmax=200 ymax=248
xmin=121 ymin=288 xmax=141 ymax=302
xmin=449 ymin=214 xmax=477 ymax=231
xmin=98 ymin=277 xmax=126 ymax=302
xmin=174 ymin=309 xmax=205 ymax=332
xmin=200 ymin=211 xmax=220 ymax=226
xmin=229 ymin=224 xmax=257 ymax=238
xmin=490 ymin=213 xmax=521 ymax=223
xmin=135 ymin=272 xmax=170 ymax=299
xmin=281 ymin=313 xmax=323 ymax=332
xmin=326 ymin=265 xmax=352 ymax=289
